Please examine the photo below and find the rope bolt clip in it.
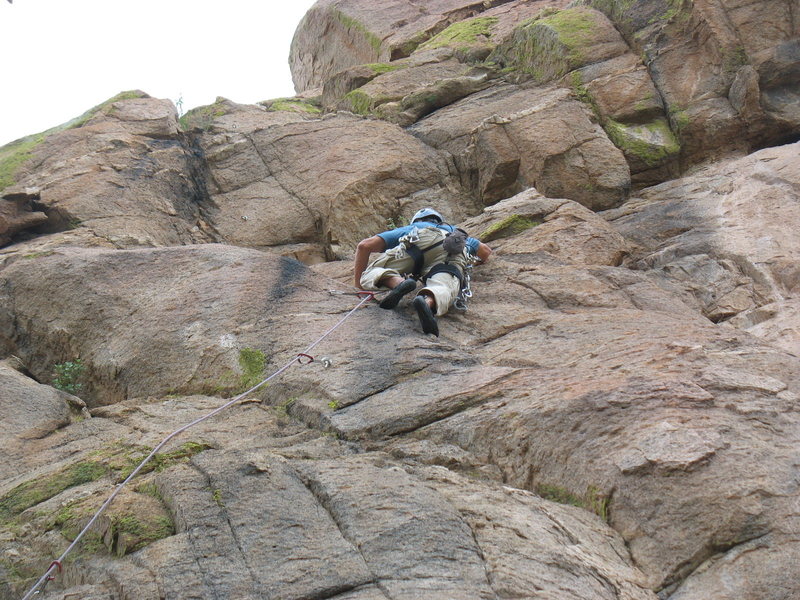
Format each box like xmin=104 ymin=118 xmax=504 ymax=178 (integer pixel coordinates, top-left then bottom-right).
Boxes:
xmin=296 ymin=353 xmax=314 ymax=365
xmin=356 ymin=291 xmax=376 ymax=301
xmin=46 ymin=561 xmax=62 ymax=581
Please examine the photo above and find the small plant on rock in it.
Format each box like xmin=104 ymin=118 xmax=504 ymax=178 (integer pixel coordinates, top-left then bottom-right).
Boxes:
xmin=52 ymin=359 xmax=85 ymax=394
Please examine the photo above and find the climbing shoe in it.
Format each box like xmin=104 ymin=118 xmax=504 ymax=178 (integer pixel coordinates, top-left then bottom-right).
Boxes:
xmin=413 ymin=295 xmax=439 ymax=336
xmin=379 ymin=278 xmax=417 ymax=309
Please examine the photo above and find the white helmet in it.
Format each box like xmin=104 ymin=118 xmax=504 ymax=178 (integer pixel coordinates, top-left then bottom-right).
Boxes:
xmin=411 ymin=207 xmax=444 ymax=224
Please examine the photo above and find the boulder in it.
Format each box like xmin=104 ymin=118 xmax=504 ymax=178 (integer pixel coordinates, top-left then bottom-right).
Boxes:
xmin=290 ymin=0 xmax=524 ymax=92
xmin=0 ymin=92 xmax=215 ymax=249
xmin=0 ymin=187 xmax=47 ymax=247
xmin=0 ymin=245 xmax=359 ymax=405
xmin=489 ymin=6 xmax=631 ymax=83
xmin=0 ymin=363 xmax=76 ymax=448
xmin=462 ymin=189 xmax=630 ymax=267
xmin=410 ymin=84 xmax=631 ymax=209
xmin=328 ymin=49 xmax=495 ymax=126
xmin=189 ymin=99 xmax=477 ymax=257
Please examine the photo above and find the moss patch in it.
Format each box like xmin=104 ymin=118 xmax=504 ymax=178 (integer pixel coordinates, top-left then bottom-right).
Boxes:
xmin=540 ymin=8 xmax=596 ymax=63
xmin=52 ymin=492 xmax=174 ymax=558
xmin=665 ymin=104 xmax=691 ymax=136
xmin=110 ymin=440 xmax=213 ymax=481
xmin=489 ymin=7 xmax=600 ymax=82
xmin=537 ymin=483 xmax=610 ymax=521
xmin=21 ymin=250 xmax=56 ymax=259
xmin=480 ymin=214 xmax=540 ymax=242
xmin=604 ymin=118 xmax=680 ymax=167
xmin=0 ymin=134 xmax=44 ymax=191
xmin=265 ymin=98 xmax=322 ymax=114
xmin=570 ymin=71 xmax=602 ymax=119
xmin=66 ymin=90 xmax=148 ymax=129
xmin=419 ymin=17 xmax=499 ymax=51
xmin=722 ymin=45 xmax=749 ymax=75
xmin=0 ymin=461 xmax=106 ymax=522
xmin=649 ymin=0 xmax=693 ymax=24
xmin=580 ymin=0 xmax=637 ymax=32
xmin=179 ymin=98 xmax=231 ymax=131
xmin=238 ymin=347 xmax=266 ymax=391
xmin=344 ymin=89 xmax=374 ymax=116
xmin=39 ymin=440 xmax=212 ymax=488
xmin=334 ymin=9 xmax=382 ymax=52
xmin=366 ymin=62 xmax=405 ymax=75
xmin=0 ymin=558 xmax=38 ymax=585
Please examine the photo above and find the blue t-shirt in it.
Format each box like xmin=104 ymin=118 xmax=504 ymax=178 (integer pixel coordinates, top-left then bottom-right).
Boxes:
xmin=377 ymin=221 xmax=479 ymax=254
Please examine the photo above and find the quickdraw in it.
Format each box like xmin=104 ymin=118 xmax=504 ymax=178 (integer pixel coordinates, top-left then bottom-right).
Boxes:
xmin=296 ymin=353 xmax=314 ymax=364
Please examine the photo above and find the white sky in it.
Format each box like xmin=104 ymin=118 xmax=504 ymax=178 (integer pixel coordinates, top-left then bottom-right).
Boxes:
xmin=0 ymin=0 xmax=318 ymax=147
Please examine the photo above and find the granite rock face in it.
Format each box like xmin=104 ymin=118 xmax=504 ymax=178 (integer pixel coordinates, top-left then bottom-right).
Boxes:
xmin=292 ymin=0 xmax=799 ymax=195
xmin=0 ymin=2 xmax=799 ymax=599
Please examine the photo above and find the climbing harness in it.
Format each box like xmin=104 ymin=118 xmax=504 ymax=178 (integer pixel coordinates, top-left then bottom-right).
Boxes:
xmin=388 ymin=226 xmax=470 ymax=283
xmin=20 ymin=291 xmax=376 ymax=600
xmin=385 ymin=224 xmax=478 ymax=311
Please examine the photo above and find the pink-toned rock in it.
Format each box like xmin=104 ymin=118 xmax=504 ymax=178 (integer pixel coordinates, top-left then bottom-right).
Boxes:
xmin=411 ymin=84 xmax=630 ymax=209
xmin=290 ymin=0 xmax=514 ymax=92
xmin=586 ymin=0 xmax=800 ymax=162
xmin=0 ymin=187 xmax=47 ymax=247
xmin=190 ymin=99 xmax=478 ymax=257
xmin=462 ymin=189 xmax=629 ymax=267
xmin=330 ymin=50 xmax=494 ymax=126
xmin=5 ymin=93 xmax=215 ymax=249
xmin=604 ymin=141 xmax=800 ymax=331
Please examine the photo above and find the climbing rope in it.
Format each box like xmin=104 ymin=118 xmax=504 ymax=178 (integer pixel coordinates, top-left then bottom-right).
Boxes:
xmin=20 ymin=291 xmax=376 ymax=600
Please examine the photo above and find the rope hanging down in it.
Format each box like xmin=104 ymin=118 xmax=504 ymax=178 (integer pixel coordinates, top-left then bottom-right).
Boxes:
xmin=21 ymin=291 xmax=376 ymax=600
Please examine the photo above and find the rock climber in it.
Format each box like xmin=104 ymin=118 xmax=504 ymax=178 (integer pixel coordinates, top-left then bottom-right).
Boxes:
xmin=354 ymin=207 xmax=492 ymax=336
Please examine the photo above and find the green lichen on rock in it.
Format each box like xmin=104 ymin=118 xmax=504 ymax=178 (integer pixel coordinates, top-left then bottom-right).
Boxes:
xmin=0 ymin=461 xmax=107 ymax=522
xmin=537 ymin=483 xmax=610 ymax=521
xmin=570 ymin=71 xmax=602 ymax=119
xmin=51 ymin=489 xmax=175 ymax=558
xmin=197 ymin=348 xmax=270 ymax=395
xmin=578 ymin=0 xmax=635 ymax=26
xmin=366 ymin=62 xmax=405 ymax=75
xmin=604 ymin=118 xmax=681 ymax=167
xmin=265 ymin=98 xmax=322 ymax=115
xmin=633 ymin=92 xmax=656 ymax=114
xmin=489 ymin=7 xmax=600 ymax=82
xmin=722 ymin=45 xmax=749 ymax=75
xmin=90 ymin=439 xmax=212 ymax=482
xmin=239 ymin=347 xmax=266 ymax=391
xmin=67 ymin=90 xmax=148 ymax=129
xmin=0 ymin=558 xmax=37 ymax=585
xmin=540 ymin=8 xmax=596 ymax=63
xmin=668 ymin=105 xmax=691 ymax=134
xmin=344 ymin=89 xmax=375 ymax=116
xmin=0 ymin=133 xmax=45 ymax=192
xmin=108 ymin=512 xmax=174 ymax=555
xmin=179 ymin=98 xmax=231 ymax=131
xmin=419 ymin=16 xmax=499 ymax=51
xmin=649 ymin=0 xmax=694 ymax=24
xmin=334 ymin=9 xmax=382 ymax=52
xmin=0 ymin=90 xmax=147 ymax=192
xmin=480 ymin=214 xmax=540 ymax=242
